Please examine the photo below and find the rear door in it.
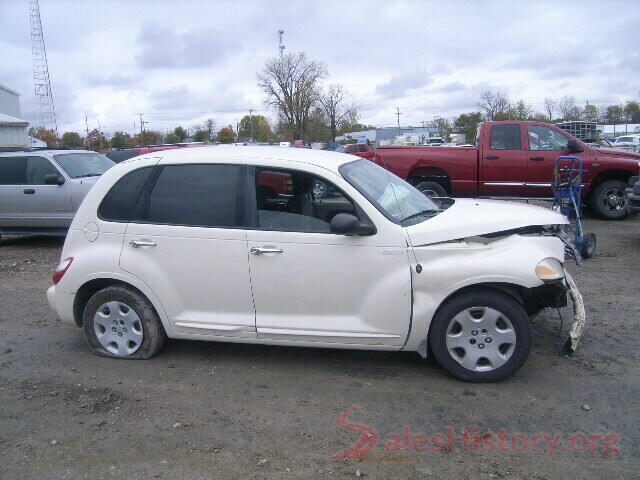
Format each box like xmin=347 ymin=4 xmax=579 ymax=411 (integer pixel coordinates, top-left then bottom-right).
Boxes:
xmin=0 ymin=156 xmax=25 ymax=228
xmin=480 ymin=124 xmax=528 ymax=196
xmin=21 ymin=156 xmax=73 ymax=227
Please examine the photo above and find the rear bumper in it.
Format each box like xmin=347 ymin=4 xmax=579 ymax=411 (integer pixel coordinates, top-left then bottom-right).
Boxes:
xmin=47 ymin=285 xmax=76 ymax=325
xmin=564 ymin=271 xmax=586 ymax=352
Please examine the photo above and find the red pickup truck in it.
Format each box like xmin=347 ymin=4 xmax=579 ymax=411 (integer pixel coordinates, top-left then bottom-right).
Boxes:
xmin=337 ymin=143 xmax=375 ymax=160
xmin=373 ymin=121 xmax=640 ymax=219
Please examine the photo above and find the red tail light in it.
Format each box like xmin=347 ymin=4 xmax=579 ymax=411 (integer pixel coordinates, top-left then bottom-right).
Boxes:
xmin=52 ymin=257 xmax=73 ymax=285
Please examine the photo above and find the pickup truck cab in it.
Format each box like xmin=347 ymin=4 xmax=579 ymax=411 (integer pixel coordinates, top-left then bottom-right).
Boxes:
xmin=47 ymin=146 xmax=585 ymax=382
xmin=336 ymin=143 xmax=375 ymax=160
xmin=374 ymin=121 xmax=640 ymax=219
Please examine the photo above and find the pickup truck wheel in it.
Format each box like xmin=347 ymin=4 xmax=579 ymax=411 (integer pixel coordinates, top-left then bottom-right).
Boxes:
xmin=590 ymin=180 xmax=628 ymax=220
xmin=429 ymin=290 xmax=531 ymax=382
xmin=83 ymin=285 xmax=166 ymax=359
xmin=414 ymin=181 xmax=447 ymax=198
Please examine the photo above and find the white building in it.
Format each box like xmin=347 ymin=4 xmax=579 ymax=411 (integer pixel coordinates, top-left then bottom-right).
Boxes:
xmin=0 ymin=84 xmax=29 ymax=147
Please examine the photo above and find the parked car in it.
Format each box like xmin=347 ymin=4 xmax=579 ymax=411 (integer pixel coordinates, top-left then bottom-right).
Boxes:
xmin=336 ymin=143 xmax=375 ymax=160
xmin=47 ymin=146 xmax=585 ymax=382
xmin=373 ymin=121 xmax=640 ymax=219
xmin=0 ymin=149 xmax=114 ymax=238
xmin=106 ymin=145 xmax=182 ymax=163
xmin=611 ymin=135 xmax=640 ymax=152
xmin=626 ymin=176 xmax=640 ymax=214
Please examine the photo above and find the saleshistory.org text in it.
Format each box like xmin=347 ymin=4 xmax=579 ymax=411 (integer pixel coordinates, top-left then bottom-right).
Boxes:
xmin=330 ymin=407 xmax=622 ymax=459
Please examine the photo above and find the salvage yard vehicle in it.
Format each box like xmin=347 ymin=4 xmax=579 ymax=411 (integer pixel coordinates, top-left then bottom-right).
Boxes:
xmin=47 ymin=147 xmax=585 ymax=382
xmin=373 ymin=121 xmax=640 ymax=220
xmin=336 ymin=142 xmax=375 ymax=160
xmin=0 ymin=149 xmax=115 ymax=238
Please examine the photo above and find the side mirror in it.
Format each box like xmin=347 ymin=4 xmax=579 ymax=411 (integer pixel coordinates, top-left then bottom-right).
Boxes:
xmin=330 ymin=213 xmax=376 ymax=236
xmin=44 ymin=173 xmax=65 ymax=186
xmin=567 ymin=139 xmax=584 ymax=153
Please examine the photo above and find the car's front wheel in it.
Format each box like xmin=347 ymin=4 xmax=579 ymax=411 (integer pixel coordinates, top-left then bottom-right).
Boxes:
xmin=429 ymin=289 xmax=532 ymax=382
xmin=83 ymin=285 xmax=165 ymax=359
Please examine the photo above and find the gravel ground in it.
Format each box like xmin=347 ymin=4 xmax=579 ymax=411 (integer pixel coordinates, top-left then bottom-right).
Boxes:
xmin=0 ymin=214 xmax=639 ymax=479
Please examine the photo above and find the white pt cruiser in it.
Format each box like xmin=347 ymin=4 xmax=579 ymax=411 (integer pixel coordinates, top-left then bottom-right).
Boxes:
xmin=47 ymin=147 xmax=585 ymax=382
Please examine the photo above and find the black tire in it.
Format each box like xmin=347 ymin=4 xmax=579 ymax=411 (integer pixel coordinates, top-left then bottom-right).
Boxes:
xmin=590 ymin=180 xmax=628 ymax=220
xmin=429 ymin=289 xmax=532 ymax=382
xmin=83 ymin=285 xmax=166 ymax=359
xmin=580 ymin=233 xmax=596 ymax=259
xmin=414 ymin=181 xmax=447 ymax=198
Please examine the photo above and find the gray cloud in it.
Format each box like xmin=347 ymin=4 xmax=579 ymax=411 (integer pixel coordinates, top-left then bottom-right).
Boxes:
xmin=375 ymin=69 xmax=431 ymax=100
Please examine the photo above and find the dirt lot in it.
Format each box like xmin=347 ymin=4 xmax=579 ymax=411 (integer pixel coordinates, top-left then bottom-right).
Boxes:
xmin=0 ymin=214 xmax=639 ymax=479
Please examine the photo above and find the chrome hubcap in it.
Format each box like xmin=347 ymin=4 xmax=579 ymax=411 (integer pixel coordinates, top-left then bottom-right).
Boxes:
xmin=93 ymin=301 xmax=143 ymax=356
xmin=603 ymin=187 xmax=626 ymax=211
xmin=445 ymin=307 xmax=516 ymax=372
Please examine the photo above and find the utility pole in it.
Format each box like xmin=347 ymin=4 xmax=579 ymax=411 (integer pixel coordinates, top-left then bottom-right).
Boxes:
xmin=139 ymin=113 xmax=149 ymax=146
xmin=85 ymin=113 xmax=90 ymax=150
xmin=278 ymin=30 xmax=285 ymax=57
xmin=249 ymin=109 xmax=254 ymax=142
xmin=395 ymin=107 xmax=402 ymax=136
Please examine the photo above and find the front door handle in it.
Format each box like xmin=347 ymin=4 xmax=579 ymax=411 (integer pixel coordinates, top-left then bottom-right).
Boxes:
xmin=250 ymin=246 xmax=283 ymax=255
xmin=23 ymin=188 xmax=35 ymax=194
xmin=129 ymin=240 xmax=157 ymax=248
xmin=485 ymin=155 xmax=499 ymax=160
xmin=530 ymin=156 xmax=545 ymax=161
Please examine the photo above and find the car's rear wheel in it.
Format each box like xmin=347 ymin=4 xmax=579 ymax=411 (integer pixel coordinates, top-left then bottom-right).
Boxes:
xmin=590 ymin=180 xmax=628 ymax=220
xmin=414 ymin=180 xmax=447 ymax=198
xmin=83 ymin=285 xmax=165 ymax=359
xmin=429 ymin=289 xmax=532 ymax=382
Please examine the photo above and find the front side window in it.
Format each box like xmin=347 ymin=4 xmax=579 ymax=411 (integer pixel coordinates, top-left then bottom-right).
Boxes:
xmin=254 ymin=168 xmax=357 ymax=233
xmin=147 ymin=164 xmax=244 ymax=228
xmin=0 ymin=157 xmax=26 ymax=185
xmin=490 ymin=124 xmax=522 ymax=150
xmin=527 ymin=125 xmax=570 ymax=151
xmin=53 ymin=152 xmax=114 ymax=178
xmin=340 ymin=159 xmax=439 ymax=224
xmin=26 ymin=156 xmax=59 ymax=184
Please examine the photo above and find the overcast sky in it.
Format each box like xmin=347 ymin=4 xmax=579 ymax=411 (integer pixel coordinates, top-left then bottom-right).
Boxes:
xmin=1 ymin=0 xmax=639 ymax=136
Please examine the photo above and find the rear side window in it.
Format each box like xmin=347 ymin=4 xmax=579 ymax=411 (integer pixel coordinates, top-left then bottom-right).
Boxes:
xmin=147 ymin=164 xmax=245 ymax=228
xmin=98 ymin=167 xmax=153 ymax=222
xmin=27 ymin=156 xmax=59 ymax=184
xmin=490 ymin=124 xmax=522 ymax=150
xmin=0 ymin=157 xmax=26 ymax=184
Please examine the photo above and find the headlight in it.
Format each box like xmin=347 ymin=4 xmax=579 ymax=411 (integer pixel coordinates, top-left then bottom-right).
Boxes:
xmin=535 ymin=258 xmax=565 ymax=282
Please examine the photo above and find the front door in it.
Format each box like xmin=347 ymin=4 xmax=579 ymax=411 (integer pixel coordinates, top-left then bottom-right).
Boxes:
xmin=480 ymin=123 xmax=528 ymax=196
xmin=247 ymin=166 xmax=411 ymax=346
xmin=524 ymin=124 xmax=588 ymax=197
xmin=119 ymin=163 xmax=256 ymax=338
xmin=21 ymin=156 xmax=73 ymax=227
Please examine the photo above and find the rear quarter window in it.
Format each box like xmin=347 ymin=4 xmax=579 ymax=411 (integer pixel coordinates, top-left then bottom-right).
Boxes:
xmin=98 ymin=167 xmax=153 ymax=222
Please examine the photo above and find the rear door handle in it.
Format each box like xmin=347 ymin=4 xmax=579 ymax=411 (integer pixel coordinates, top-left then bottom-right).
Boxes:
xmin=250 ymin=246 xmax=283 ymax=255
xmin=23 ymin=188 xmax=35 ymax=194
xmin=484 ymin=155 xmax=499 ymax=160
xmin=530 ymin=156 xmax=545 ymax=161
xmin=129 ymin=240 xmax=157 ymax=248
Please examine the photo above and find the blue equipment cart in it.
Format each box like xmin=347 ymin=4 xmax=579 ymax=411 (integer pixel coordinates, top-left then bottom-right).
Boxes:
xmin=551 ymin=155 xmax=596 ymax=261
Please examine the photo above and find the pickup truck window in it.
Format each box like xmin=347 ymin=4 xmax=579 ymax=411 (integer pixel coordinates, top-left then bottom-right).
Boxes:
xmin=490 ymin=124 xmax=522 ymax=150
xmin=340 ymin=159 xmax=439 ymax=224
xmin=527 ymin=125 xmax=569 ymax=151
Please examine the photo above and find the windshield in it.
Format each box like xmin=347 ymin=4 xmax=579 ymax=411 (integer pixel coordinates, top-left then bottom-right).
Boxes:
xmin=616 ymin=137 xmax=634 ymax=143
xmin=53 ymin=152 xmax=115 ymax=178
xmin=340 ymin=159 xmax=440 ymax=224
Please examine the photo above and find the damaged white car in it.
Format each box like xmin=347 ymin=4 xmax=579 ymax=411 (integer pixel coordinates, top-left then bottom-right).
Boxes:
xmin=47 ymin=148 xmax=585 ymax=382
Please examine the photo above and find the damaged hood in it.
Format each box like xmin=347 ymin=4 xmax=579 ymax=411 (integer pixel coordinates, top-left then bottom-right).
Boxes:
xmin=405 ymin=198 xmax=568 ymax=246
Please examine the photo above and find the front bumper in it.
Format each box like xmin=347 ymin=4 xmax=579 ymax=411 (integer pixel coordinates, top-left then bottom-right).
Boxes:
xmin=564 ymin=270 xmax=586 ymax=352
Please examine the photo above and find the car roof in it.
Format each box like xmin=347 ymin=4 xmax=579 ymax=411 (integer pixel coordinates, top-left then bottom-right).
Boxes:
xmin=137 ymin=145 xmax=356 ymax=173
xmin=0 ymin=149 xmax=96 ymax=157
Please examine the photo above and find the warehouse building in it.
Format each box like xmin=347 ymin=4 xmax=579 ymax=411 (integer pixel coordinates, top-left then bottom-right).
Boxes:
xmin=0 ymin=84 xmax=30 ymax=147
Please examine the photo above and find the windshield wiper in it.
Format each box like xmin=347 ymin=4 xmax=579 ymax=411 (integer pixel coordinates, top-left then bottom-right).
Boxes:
xmin=401 ymin=209 xmax=440 ymax=223
xmin=76 ymin=173 xmax=102 ymax=178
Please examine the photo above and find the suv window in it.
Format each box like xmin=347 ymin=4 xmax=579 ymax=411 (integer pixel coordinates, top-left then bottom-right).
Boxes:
xmin=490 ymin=124 xmax=522 ymax=150
xmin=527 ymin=125 xmax=569 ymax=151
xmin=27 ymin=156 xmax=59 ymax=184
xmin=0 ymin=157 xmax=26 ymax=184
xmin=254 ymin=168 xmax=357 ymax=233
xmin=98 ymin=167 xmax=153 ymax=222
xmin=147 ymin=164 xmax=245 ymax=228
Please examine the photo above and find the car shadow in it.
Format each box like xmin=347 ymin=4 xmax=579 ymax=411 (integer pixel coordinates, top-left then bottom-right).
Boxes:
xmin=0 ymin=235 xmax=65 ymax=248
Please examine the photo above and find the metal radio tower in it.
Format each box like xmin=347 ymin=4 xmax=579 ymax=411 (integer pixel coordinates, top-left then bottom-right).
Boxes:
xmin=278 ymin=30 xmax=285 ymax=57
xmin=29 ymin=0 xmax=58 ymax=134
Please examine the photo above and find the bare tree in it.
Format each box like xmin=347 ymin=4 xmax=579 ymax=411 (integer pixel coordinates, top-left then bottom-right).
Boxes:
xmin=557 ymin=96 xmax=581 ymax=121
xmin=478 ymin=90 xmax=509 ymax=120
xmin=257 ymin=53 xmax=327 ymax=140
xmin=318 ymin=84 xmax=358 ymax=142
xmin=433 ymin=117 xmax=452 ymax=141
xmin=544 ymin=98 xmax=556 ymax=121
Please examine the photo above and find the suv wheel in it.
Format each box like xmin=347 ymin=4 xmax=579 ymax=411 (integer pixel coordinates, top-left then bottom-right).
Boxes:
xmin=590 ymin=180 xmax=628 ymax=220
xmin=429 ymin=289 xmax=532 ymax=382
xmin=83 ymin=285 xmax=165 ymax=359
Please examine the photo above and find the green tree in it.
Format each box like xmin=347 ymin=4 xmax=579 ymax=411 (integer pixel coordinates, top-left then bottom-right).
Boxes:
xmin=605 ymin=105 xmax=624 ymax=124
xmin=164 ymin=132 xmax=180 ymax=144
xmin=217 ymin=126 xmax=235 ymax=143
xmin=238 ymin=115 xmax=274 ymax=142
xmin=583 ymin=104 xmax=598 ymax=122
xmin=135 ymin=131 xmax=161 ymax=146
xmin=173 ymin=126 xmax=188 ymax=141
xmin=29 ymin=126 xmax=59 ymax=147
xmin=110 ymin=131 xmax=130 ymax=149
xmin=61 ymin=131 xmax=83 ymax=148
xmin=623 ymin=101 xmax=640 ymax=123
xmin=454 ymin=112 xmax=483 ymax=143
